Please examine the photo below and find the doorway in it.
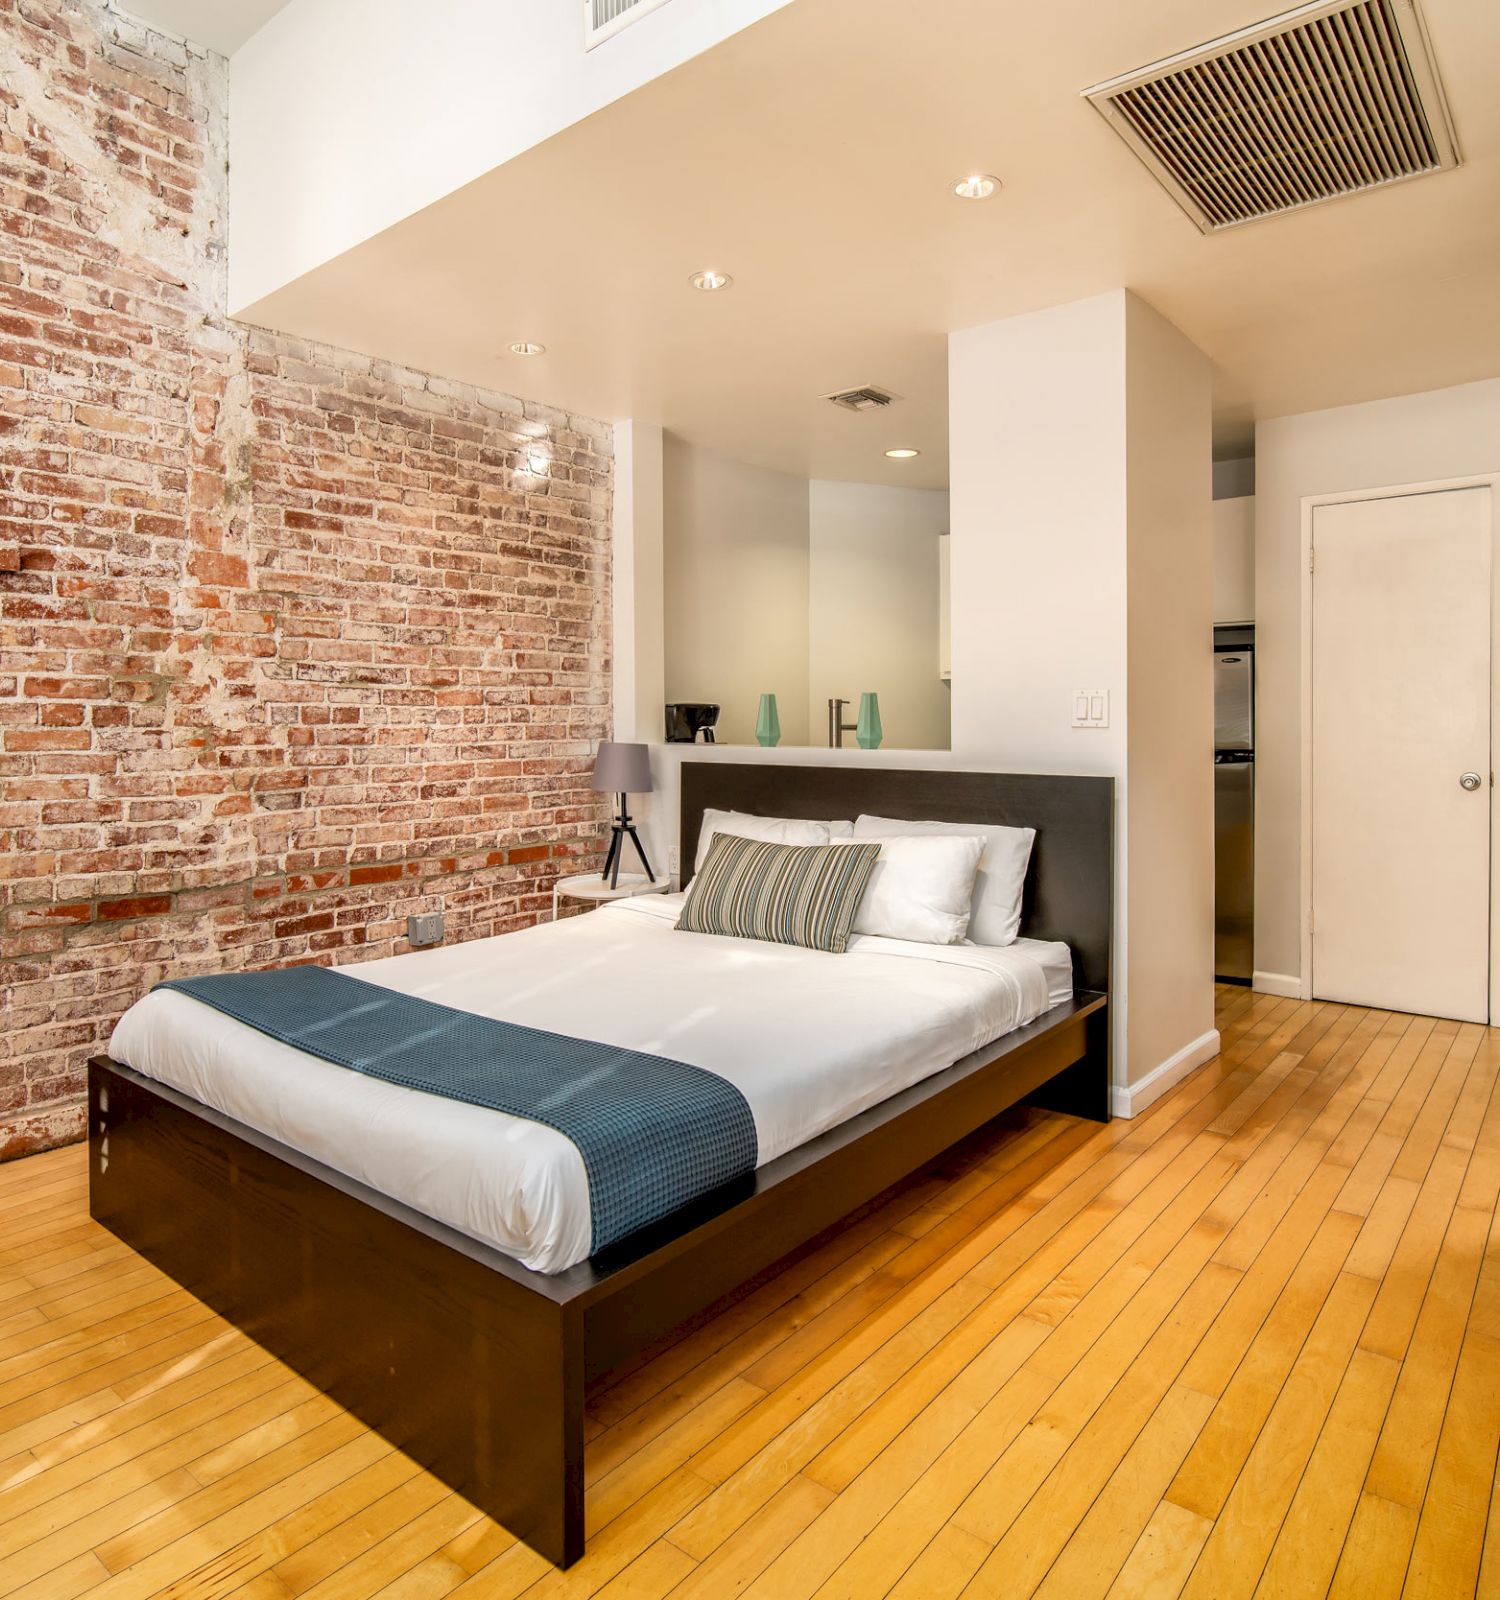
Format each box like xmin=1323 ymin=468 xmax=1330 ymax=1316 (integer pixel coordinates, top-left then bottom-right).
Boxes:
xmin=1309 ymin=485 xmax=1493 ymax=1022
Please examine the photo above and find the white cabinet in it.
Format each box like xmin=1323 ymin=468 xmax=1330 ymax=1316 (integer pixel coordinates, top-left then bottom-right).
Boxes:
xmin=938 ymin=533 xmax=951 ymax=680
xmin=1213 ymin=496 xmax=1254 ymax=624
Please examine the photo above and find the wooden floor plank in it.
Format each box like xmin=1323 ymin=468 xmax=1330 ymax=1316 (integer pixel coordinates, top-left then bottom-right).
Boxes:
xmin=1363 ymin=1203 xmax=1492 ymax=1510
xmin=271 ymin=1460 xmax=439 ymax=1595
xmin=0 ymin=1364 xmax=308 ymax=1538
xmin=1473 ymin=1445 xmax=1500 ymax=1599
xmin=1401 ymin=1183 xmax=1500 ymax=1600
xmin=1106 ymin=1501 xmax=1213 ymax=1600
xmin=1251 ymin=1346 xmax=1399 ymax=1598
xmin=0 ymin=988 xmax=1494 ymax=1600
xmin=1029 ymin=1382 xmax=1216 ymax=1600
xmin=1328 ymin=1491 xmax=1420 ymax=1600
xmin=885 ymin=1524 xmax=991 ymax=1600
xmin=1177 ymin=1271 xmax=1379 ymax=1599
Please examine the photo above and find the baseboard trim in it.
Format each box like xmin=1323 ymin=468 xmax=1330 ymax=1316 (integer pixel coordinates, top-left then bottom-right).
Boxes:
xmin=1252 ymin=971 xmax=1305 ymax=999
xmin=1111 ymin=1028 xmax=1222 ymax=1119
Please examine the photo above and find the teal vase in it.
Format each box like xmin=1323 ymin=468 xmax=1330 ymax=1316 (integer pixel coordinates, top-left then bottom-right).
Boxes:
xmin=856 ymin=692 xmax=882 ymax=750
xmin=755 ymin=693 xmax=781 ymax=748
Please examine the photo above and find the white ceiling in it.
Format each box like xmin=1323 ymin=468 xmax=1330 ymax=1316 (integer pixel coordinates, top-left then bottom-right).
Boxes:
xmin=235 ymin=0 xmax=1500 ymax=490
xmin=122 ymin=0 xmax=291 ymax=54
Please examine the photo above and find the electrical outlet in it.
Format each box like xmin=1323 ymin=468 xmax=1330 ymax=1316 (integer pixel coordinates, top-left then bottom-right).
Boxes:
xmin=668 ymin=845 xmax=681 ymax=876
xmin=407 ymin=912 xmax=444 ymax=947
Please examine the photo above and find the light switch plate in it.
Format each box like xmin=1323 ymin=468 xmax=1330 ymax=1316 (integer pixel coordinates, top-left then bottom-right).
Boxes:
xmin=1072 ymin=690 xmax=1110 ymax=729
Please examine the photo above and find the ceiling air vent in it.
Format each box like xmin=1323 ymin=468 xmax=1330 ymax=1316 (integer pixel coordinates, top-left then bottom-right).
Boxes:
xmin=824 ymin=385 xmax=901 ymax=413
xmin=585 ymin=0 xmax=673 ymax=50
xmin=1083 ymin=0 xmax=1459 ymax=232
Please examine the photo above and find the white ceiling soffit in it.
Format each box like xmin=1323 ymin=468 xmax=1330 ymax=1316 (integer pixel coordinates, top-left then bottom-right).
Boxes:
xmin=233 ymin=0 xmax=1499 ymax=485
xmin=117 ymin=0 xmax=293 ymax=56
xmin=1085 ymin=0 xmax=1460 ymax=232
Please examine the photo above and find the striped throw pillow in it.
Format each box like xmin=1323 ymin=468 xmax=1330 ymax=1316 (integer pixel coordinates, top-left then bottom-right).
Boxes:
xmin=675 ymin=834 xmax=882 ymax=954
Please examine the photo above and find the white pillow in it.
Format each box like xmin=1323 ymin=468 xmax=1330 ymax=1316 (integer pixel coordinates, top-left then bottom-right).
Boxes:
xmin=850 ymin=834 xmax=986 ymax=945
xmin=693 ymin=809 xmax=851 ymax=873
xmin=852 ymin=814 xmax=1036 ymax=946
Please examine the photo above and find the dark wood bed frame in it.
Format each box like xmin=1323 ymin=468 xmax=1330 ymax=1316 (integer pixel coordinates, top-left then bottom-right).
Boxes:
xmin=88 ymin=763 xmax=1113 ymax=1568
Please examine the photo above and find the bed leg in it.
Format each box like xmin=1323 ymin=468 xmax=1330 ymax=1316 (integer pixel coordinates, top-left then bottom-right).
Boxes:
xmin=518 ymin=1307 xmax=587 ymax=1568
xmin=471 ymin=1298 xmax=586 ymax=1567
xmin=1025 ymin=1004 xmax=1111 ymax=1122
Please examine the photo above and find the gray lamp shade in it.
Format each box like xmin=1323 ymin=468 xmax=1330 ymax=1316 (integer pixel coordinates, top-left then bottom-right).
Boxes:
xmin=591 ymin=741 xmax=653 ymax=795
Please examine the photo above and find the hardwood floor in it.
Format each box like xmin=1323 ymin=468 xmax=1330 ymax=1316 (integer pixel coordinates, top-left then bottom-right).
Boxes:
xmin=1 ymin=986 xmax=1497 ymax=1598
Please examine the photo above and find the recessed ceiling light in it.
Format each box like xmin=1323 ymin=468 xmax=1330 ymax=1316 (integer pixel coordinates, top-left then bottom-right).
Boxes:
xmin=884 ymin=447 xmax=921 ymax=460
xmin=951 ymin=174 xmax=1001 ymax=201
xmin=689 ymin=269 xmax=733 ymax=292
xmin=507 ymin=341 xmax=546 ymax=356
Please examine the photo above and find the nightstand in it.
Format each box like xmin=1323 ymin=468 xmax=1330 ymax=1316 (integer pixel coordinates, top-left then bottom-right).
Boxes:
xmin=551 ymin=872 xmax=670 ymax=920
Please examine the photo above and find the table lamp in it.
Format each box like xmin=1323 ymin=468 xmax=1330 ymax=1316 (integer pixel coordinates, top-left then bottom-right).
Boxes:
xmin=591 ymin=741 xmax=655 ymax=889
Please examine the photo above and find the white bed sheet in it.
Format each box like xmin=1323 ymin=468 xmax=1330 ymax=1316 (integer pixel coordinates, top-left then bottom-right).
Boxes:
xmin=108 ymin=893 xmax=1072 ymax=1273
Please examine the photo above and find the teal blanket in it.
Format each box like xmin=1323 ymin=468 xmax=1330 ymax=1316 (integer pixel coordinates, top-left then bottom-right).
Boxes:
xmin=158 ymin=966 xmax=759 ymax=1256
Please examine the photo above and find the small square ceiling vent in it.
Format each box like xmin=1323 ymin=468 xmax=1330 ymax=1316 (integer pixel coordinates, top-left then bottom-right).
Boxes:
xmin=824 ymin=385 xmax=901 ymax=413
xmin=1083 ymin=0 xmax=1459 ymax=232
xmin=585 ymin=0 xmax=673 ymax=50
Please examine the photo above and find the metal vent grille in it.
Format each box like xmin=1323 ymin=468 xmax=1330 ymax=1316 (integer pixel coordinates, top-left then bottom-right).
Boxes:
xmin=585 ymin=0 xmax=673 ymax=50
xmin=1084 ymin=0 xmax=1459 ymax=231
xmin=824 ymin=385 xmax=900 ymax=413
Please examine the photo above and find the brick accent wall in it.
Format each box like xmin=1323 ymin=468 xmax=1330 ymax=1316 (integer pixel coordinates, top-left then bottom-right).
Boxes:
xmin=0 ymin=0 xmax=614 ymax=1159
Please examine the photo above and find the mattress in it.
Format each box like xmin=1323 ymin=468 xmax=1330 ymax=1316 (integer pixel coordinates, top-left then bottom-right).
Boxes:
xmin=108 ymin=894 xmax=1074 ymax=1273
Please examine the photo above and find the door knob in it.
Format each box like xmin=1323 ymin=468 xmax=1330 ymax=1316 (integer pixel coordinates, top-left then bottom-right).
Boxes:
xmin=1460 ymin=772 xmax=1483 ymax=792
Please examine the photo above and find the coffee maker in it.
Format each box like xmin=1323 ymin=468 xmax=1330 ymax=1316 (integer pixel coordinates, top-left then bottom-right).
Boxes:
xmin=664 ymin=703 xmax=720 ymax=743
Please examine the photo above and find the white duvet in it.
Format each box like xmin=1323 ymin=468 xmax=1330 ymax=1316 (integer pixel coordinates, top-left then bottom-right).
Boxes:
xmin=109 ymin=894 xmax=1071 ymax=1273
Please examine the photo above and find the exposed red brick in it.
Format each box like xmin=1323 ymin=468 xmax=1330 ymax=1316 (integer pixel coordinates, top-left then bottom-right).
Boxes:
xmin=97 ymin=895 xmax=175 ymax=921
xmin=24 ymin=676 xmax=110 ymax=699
xmin=186 ymin=549 xmax=249 ymax=587
xmin=349 ymin=864 xmax=403 ymax=887
xmin=6 ymin=729 xmax=92 ymax=752
xmin=0 ymin=1103 xmax=87 ymax=1162
xmin=6 ymin=903 xmax=93 ymax=930
xmin=0 ymin=0 xmax=614 ymax=1163
xmin=507 ymin=845 xmax=552 ymax=865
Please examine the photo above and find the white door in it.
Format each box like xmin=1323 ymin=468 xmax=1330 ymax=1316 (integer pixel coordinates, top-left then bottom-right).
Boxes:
xmin=1311 ymin=487 xmax=1492 ymax=1023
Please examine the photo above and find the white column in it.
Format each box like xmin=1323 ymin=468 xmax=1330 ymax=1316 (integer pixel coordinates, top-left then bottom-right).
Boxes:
xmin=1122 ymin=292 xmax=1217 ymax=1105
xmin=611 ymin=420 xmax=665 ymax=744
xmin=948 ymin=289 xmax=1215 ymax=1110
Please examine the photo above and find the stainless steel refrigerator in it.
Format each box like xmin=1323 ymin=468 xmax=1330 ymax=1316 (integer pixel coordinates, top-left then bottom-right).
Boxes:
xmin=1214 ymin=627 xmax=1254 ymax=983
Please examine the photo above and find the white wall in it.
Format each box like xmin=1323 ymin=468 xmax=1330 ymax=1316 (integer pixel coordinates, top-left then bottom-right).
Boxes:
xmin=612 ymin=421 xmax=665 ymax=743
xmin=228 ymin=0 xmax=794 ymax=312
xmin=1123 ymin=293 xmax=1215 ymax=1102
xmin=663 ymin=435 xmax=810 ymax=747
xmin=1213 ymin=457 xmax=1255 ymax=500
xmin=948 ymin=293 xmax=1128 ymax=776
xmin=1212 ymin=460 xmax=1255 ymax=622
xmin=1254 ymin=378 xmax=1500 ymax=989
xmin=1213 ymin=497 xmax=1255 ymax=624
xmin=660 ymin=437 xmax=951 ymax=750
xmin=948 ymin=289 xmax=1214 ymax=1105
xmin=808 ymin=480 xmax=950 ymax=752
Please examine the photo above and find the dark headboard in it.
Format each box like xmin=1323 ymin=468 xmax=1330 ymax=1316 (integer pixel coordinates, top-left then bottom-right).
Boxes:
xmin=679 ymin=763 xmax=1113 ymax=994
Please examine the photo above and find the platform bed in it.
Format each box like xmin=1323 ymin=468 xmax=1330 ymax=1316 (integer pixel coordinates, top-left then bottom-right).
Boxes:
xmin=89 ymin=764 xmax=1113 ymax=1569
